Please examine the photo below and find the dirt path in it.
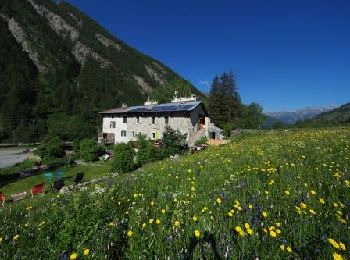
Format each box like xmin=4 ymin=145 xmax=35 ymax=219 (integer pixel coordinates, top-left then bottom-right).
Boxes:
xmin=0 ymin=148 xmax=29 ymax=169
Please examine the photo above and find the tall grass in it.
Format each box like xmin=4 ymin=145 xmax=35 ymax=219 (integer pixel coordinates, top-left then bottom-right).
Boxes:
xmin=0 ymin=128 xmax=349 ymax=259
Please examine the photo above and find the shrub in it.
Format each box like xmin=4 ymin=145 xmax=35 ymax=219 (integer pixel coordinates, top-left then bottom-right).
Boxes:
xmin=79 ymin=139 xmax=104 ymax=162
xmin=37 ymin=135 xmax=64 ymax=164
xmin=194 ymin=136 xmax=208 ymax=146
xmin=111 ymin=142 xmax=135 ymax=173
xmin=162 ymin=127 xmax=188 ymax=157
xmin=135 ymin=134 xmax=156 ymax=167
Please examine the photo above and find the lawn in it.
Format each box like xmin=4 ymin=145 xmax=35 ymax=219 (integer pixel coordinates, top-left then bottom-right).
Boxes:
xmin=0 ymin=127 xmax=349 ymax=259
xmin=0 ymin=160 xmax=112 ymax=196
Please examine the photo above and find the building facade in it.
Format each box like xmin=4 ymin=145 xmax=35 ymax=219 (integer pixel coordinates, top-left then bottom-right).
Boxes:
xmin=98 ymin=98 xmax=222 ymax=145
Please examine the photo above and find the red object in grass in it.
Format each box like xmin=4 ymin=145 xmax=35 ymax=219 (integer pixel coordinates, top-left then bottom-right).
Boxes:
xmin=0 ymin=192 xmax=5 ymax=203
xmin=31 ymin=183 xmax=44 ymax=195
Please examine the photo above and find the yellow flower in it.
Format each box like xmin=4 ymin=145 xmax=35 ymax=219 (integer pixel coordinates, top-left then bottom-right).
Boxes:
xmin=310 ymin=190 xmax=316 ymax=195
xmin=287 ymin=246 xmax=292 ymax=253
xmin=248 ymin=204 xmax=253 ymax=209
xmin=244 ymin=223 xmax=250 ymax=230
xmin=234 ymin=226 xmax=245 ymax=237
xmin=83 ymin=248 xmax=90 ymax=256
xmin=142 ymin=223 xmax=147 ymax=229
xmin=276 ymin=222 xmax=281 ymax=227
xmin=300 ymin=202 xmax=307 ymax=209
xmin=0 ymin=237 xmax=3 ymax=243
xmin=319 ymin=198 xmax=325 ymax=204
xmin=333 ymin=253 xmax=344 ymax=260
xmin=149 ymin=219 xmax=154 ymax=224
xmin=127 ymin=230 xmax=134 ymax=237
xmin=174 ymin=220 xmax=180 ymax=227
xmin=328 ymin=238 xmax=340 ymax=249
xmin=70 ymin=253 xmax=78 ymax=260
xmin=269 ymin=230 xmax=277 ymax=237
xmin=227 ymin=211 xmax=234 ymax=217
xmin=192 ymin=215 xmax=198 ymax=222
xmin=161 ymin=209 xmax=166 ymax=214
xmin=280 ymin=244 xmax=285 ymax=251
xmin=191 ymin=186 xmax=196 ymax=192
xmin=26 ymin=206 xmax=33 ymax=210
xmin=194 ymin=230 xmax=200 ymax=238
xmin=262 ymin=211 xmax=268 ymax=218
xmin=309 ymin=209 xmax=316 ymax=215
xmin=216 ymin=197 xmax=222 ymax=205
xmin=339 ymin=242 xmax=346 ymax=251
xmin=284 ymin=190 xmax=290 ymax=196
xmin=155 ymin=219 xmax=161 ymax=225
xmin=13 ymin=234 xmax=19 ymax=241
xmin=246 ymin=228 xmax=253 ymax=235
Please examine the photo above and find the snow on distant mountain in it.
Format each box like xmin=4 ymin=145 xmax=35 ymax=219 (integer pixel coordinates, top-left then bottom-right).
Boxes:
xmin=264 ymin=106 xmax=338 ymax=125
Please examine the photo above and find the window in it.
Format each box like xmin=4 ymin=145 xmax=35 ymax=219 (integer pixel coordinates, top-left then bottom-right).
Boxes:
xmin=152 ymin=132 xmax=156 ymax=139
xmin=123 ymin=116 xmax=127 ymax=123
xmin=110 ymin=121 xmax=116 ymax=128
xmin=139 ymin=132 xmax=142 ymax=136
xmin=152 ymin=116 xmax=155 ymax=124
xmin=121 ymin=130 xmax=127 ymax=137
xmin=136 ymin=116 xmax=140 ymax=123
xmin=165 ymin=116 xmax=169 ymax=125
xmin=132 ymin=131 xmax=135 ymax=137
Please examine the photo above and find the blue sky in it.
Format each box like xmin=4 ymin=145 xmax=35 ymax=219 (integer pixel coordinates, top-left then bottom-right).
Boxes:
xmin=67 ymin=0 xmax=350 ymax=111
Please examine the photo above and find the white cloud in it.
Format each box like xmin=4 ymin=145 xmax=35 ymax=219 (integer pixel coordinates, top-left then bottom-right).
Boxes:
xmin=198 ymin=80 xmax=210 ymax=87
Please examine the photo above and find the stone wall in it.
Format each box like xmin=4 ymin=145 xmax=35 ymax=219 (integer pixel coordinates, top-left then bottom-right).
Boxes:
xmin=101 ymin=104 xmax=208 ymax=144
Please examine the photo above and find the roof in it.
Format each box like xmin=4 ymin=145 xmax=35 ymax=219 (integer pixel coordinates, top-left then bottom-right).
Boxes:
xmin=100 ymin=101 xmax=204 ymax=114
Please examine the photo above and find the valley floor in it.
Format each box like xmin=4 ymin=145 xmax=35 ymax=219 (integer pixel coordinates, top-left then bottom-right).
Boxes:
xmin=0 ymin=127 xmax=349 ymax=259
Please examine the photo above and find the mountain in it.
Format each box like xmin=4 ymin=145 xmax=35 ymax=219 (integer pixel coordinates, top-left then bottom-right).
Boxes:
xmin=264 ymin=106 xmax=336 ymax=125
xmin=0 ymin=0 xmax=204 ymax=143
xmin=311 ymin=103 xmax=350 ymax=123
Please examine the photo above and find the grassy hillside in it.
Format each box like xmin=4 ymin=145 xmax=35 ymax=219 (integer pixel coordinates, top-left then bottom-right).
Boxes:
xmin=0 ymin=128 xmax=349 ymax=259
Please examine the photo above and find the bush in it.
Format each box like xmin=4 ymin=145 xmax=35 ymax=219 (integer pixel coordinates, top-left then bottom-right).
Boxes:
xmin=135 ymin=134 xmax=157 ymax=167
xmin=79 ymin=139 xmax=104 ymax=162
xmin=111 ymin=142 xmax=135 ymax=173
xmin=37 ymin=135 xmax=65 ymax=164
xmin=162 ymin=128 xmax=188 ymax=157
xmin=194 ymin=136 xmax=208 ymax=146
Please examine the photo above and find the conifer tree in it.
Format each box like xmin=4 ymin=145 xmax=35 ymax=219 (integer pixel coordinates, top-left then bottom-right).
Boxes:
xmin=208 ymin=72 xmax=241 ymax=128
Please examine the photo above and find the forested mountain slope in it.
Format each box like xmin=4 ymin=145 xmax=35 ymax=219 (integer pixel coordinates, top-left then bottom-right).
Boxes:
xmin=0 ymin=0 xmax=203 ymax=142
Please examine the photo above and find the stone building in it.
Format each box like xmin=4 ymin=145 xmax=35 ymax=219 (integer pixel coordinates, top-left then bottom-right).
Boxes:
xmin=98 ymin=96 xmax=223 ymax=145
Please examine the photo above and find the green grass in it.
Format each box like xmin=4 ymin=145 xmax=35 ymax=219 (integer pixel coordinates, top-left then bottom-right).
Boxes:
xmin=0 ymin=128 xmax=349 ymax=259
xmin=0 ymin=160 xmax=112 ymax=196
xmin=0 ymin=159 xmax=35 ymax=177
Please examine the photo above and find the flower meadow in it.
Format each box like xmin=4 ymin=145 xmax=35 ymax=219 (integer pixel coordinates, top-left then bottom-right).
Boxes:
xmin=0 ymin=128 xmax=349 ymax=259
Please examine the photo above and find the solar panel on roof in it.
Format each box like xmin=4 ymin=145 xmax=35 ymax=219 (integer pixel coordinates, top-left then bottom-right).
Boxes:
xmin=101 ymin=101 xmax=201 ymax=114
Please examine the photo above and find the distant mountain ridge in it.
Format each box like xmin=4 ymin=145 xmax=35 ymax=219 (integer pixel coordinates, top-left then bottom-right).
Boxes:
xmin=312 ymin=103 xmax=350 ymax=123
xmin=0 ymin=0 xmax=204 ymax=142
xmin=264 ymin=106 xmax=337 ymax=125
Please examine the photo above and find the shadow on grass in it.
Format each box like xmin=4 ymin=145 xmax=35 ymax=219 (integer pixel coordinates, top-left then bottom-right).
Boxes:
xmin=185 ymin=231 xmax=222 ymax=260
